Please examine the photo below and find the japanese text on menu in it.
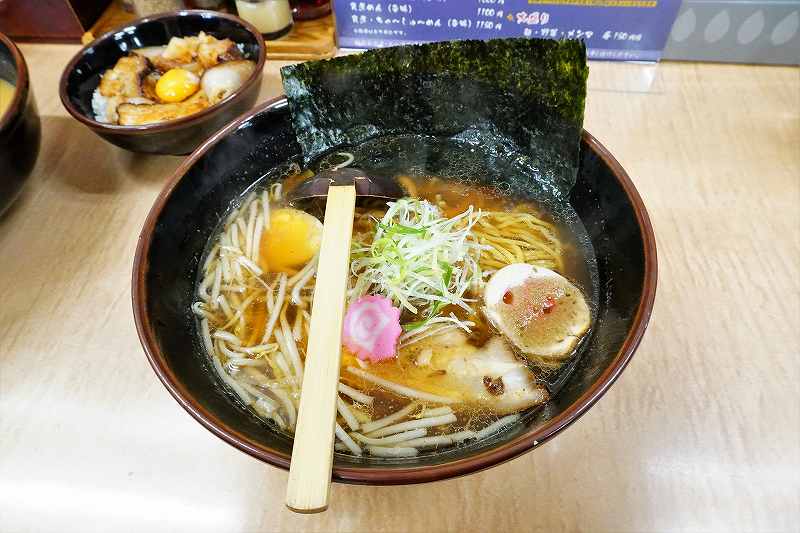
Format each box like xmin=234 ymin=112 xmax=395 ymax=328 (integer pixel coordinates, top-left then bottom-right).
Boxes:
xmin=335 ymin=0 xmax=682 ymax=61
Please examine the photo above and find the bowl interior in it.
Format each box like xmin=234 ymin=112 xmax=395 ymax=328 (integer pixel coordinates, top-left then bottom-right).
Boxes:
xmin=0 ymin=39 xmax=18 ymax=85
xmin=64 ymin=11 xmax=262 ymax=123
xmin=136 ymin=100 xmax=653 ymax=484
xmin=0 ymin=36 xmax=20 ymax=123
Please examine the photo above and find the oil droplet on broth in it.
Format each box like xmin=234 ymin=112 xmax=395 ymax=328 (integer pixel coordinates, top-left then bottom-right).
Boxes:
xmin=200 ymin=141 xmax=600 ymax=452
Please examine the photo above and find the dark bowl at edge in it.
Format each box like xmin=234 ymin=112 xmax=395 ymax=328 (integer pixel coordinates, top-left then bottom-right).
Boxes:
xmin=59 ymin=10 xmax=266 ymax=156
xmin=0 ymin=32 xmax=40 ymax=217
xmin=132 ymin=97 xmax=658 ymax=485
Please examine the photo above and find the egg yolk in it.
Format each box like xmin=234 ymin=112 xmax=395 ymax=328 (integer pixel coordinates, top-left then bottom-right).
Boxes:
xmin=155 ymin=68 xmax=200 ymax=103
xmin=259 ymin=208 xmax=322 ymax=274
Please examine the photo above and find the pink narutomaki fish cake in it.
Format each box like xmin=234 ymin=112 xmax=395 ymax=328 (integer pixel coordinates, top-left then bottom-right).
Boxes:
xmin=343 ymin=295 xmax=402 ymax=363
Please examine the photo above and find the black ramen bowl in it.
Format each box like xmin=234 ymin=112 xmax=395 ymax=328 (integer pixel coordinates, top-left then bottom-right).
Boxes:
xmin=0 ymin=32 xmax=40 ymax=217
xmin=133 ymin=98 xmax=657 ymax=484
xmin=59 ymin=10 xmax=266 ymax=156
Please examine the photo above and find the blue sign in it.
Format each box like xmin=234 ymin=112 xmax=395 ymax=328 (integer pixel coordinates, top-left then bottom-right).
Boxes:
xmin=334 ymin=0 xmax=683 ymax=61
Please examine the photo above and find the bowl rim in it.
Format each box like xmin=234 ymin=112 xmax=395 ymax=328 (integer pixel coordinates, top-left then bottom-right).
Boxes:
xmin=0 ymin=32 xmax=29 ymax=133
xmin=132 ymin=96 xmax=658 ymax=485
xmin=58 ymin=9 xmax=266 ymax=134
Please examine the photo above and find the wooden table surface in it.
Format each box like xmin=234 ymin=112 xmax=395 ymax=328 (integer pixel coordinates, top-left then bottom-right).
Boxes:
xmin=89 ymin=3 xmax=336 ymax=60
xmin=1 ymin=45 xmax=798 ymax=532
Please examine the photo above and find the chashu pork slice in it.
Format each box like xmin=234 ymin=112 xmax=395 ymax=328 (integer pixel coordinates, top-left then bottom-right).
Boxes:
xmin=350 ymin=329 xmax=548 ymax=415
xmin=98 ymin=54 xmax=149 ymax=99
xmin=117 ymin=91 xmax=209 ymax=126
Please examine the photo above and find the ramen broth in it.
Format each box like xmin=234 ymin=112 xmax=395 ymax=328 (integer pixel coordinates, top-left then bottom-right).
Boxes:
xmin=194 ymin=168 xmax=597 ymax=457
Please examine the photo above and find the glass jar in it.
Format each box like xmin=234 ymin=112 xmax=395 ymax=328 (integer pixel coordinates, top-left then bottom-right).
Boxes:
xmin=235 ymin=0 xmax=293 ymax=40
xmin=131 ymin=0 xmax=185 ymax=17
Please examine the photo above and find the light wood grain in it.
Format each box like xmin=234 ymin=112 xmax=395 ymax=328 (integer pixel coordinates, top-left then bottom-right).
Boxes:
xmin=89 ymin=0 xmax=136 ymax=40
xmin=0 ymin=44 xmax=798 ymax=532
xmin=88 ymin=0 xmax=336 ymax=60
xmin=286 ymin=185 xmax=356 ymax=514
xmin=265 ymin=14 xmax=336 ymax=60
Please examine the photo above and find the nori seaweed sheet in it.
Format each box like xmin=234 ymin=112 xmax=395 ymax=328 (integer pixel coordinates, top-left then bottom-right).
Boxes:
xmin=280 ymin=38 xmax=588 ymax=199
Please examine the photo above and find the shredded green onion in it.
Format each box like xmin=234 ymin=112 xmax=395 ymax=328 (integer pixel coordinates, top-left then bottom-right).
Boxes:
xmin=350 ymin=198 xmax=484 ymax=337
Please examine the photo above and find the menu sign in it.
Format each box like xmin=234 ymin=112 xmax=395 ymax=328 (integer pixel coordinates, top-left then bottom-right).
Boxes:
xmin=334 ymin=0 xmax=682 ymax=61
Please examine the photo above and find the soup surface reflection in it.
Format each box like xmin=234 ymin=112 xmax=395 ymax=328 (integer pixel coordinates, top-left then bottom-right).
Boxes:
xmin=0 ymin=79 xmax=15 ymax=119
xmin=193 ymin=166 xmax=597 ymax=458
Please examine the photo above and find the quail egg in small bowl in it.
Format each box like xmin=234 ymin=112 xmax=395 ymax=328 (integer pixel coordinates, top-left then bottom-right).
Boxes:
xmin=59 ymin=10 xmax=266 ymax=155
